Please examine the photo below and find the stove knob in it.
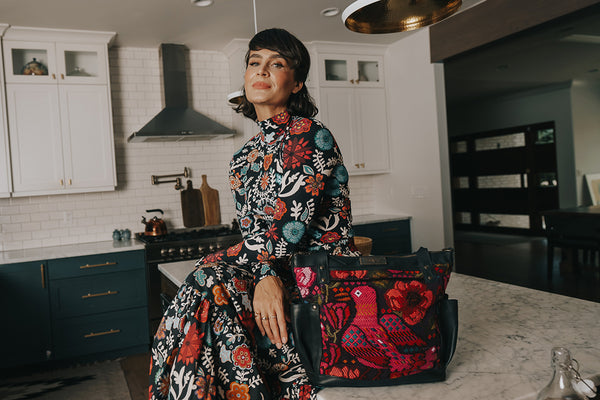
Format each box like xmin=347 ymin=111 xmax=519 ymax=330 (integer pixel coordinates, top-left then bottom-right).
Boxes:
xmin=168 ymin=248 xmax=177 ymax=257
xmin=198 ymin=245 xmax=206 ymax=254
xmin=180 ymin=247 xmax=187 ymax=257
xmin=209 ymin=244 xmax=216 ymax=251
xmin=161 ymin=248 xmax=168 ymax=257
xmin=187 ymin=247 xmax=195 ymax=256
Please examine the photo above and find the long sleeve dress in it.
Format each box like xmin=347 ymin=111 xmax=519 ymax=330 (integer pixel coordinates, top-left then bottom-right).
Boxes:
xmin=149 ymin=110 xmax=359 ymax=400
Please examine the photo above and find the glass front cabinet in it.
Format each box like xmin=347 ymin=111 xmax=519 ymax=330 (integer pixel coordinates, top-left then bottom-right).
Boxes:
xmin=319 ymin=54 xmax=383 ymax=87
xmin=3 ymin=41 xmax=108 ymax=85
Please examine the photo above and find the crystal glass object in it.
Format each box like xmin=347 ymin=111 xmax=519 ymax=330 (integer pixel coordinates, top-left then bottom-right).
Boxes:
xmin=536 ymin=347 xmax=587 ymax=400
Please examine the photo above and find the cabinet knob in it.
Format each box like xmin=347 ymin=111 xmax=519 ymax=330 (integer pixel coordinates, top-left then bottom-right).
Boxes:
xmin=61 ymin=73 xmax=65 ymax=80
xmin=350 ymin=79 xmax=355 ymax=84
xmin=52 ymin=73 xmax=56 ymax=80
xmin=60 ymin=179 xmax=64 ymax=186
xmin=360 ymin=163 xmax=365 ymax=168
xmin=68 ymin=178 xmax=72 ymax=185
xmin=355 ymin=163 xmax=360 ymax=168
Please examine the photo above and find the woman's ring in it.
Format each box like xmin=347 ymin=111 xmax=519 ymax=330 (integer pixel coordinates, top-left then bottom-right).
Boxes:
xmin=269 ymin=315 xmax=277 ymax=319
xmin=261 ymin=316 xmax=268 ymax=320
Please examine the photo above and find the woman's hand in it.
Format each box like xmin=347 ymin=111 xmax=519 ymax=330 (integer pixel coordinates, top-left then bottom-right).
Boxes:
xmin=253 ymin=276 xmax=290 ymax=349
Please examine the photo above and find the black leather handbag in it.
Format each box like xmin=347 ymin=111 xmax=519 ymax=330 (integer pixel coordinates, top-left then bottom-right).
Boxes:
xmin=290 ymin=247 xmax=458 ymax=387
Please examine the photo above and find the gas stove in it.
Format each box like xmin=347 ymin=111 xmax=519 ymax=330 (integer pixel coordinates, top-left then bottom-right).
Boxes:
xmin=137 ymin=224 xmax=242 ymax=263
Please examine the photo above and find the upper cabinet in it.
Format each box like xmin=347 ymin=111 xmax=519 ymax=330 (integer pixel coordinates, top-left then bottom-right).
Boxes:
xmin=318 ymin=53 xmax=383 ymax=88
xmin=313 ymin=43 xmax=390 ymax=175
xmin=0 ymin=24 xmax=12 ymax=198
xmin=1 ymin=26 xmax=117 ymax=196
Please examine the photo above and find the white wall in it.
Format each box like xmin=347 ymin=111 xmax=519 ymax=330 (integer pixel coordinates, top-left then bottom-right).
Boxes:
xmin=373 ymin=29 xmax=448 ymax=250
xmin=446 ymin=84 xmax=578 ymax=208
xmin=571 ymin=79 xmax=600 ymax=204
xmin=0 ymin=46 xmax=375 ymax=251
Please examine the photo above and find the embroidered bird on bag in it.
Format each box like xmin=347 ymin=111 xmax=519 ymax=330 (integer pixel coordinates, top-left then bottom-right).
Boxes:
xmin=341 ymin=285 xmax=425 ymax=372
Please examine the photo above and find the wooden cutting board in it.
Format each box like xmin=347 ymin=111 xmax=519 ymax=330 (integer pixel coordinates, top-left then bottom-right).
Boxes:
xmin=180 ymin=180 xmax=204 ymax=228
xmin=200 ymin=174 xmax=221 ymax=226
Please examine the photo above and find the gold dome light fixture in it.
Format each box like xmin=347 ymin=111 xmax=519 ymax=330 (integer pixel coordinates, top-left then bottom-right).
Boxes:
xmin=342 ymin=0 xmax=462 ymax=34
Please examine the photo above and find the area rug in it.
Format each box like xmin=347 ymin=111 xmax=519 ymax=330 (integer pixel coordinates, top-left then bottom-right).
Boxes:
xmin=0 ymin=359 xmax=131 ymax=400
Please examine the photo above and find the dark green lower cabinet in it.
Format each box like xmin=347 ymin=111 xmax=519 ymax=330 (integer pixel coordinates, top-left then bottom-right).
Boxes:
xmin=0 ymin=249 xmax=149 ymax=368
xmin=0 ymin=261 xmax=52 ymax=368
xmin=354 ymin=219 xmax=412 ymax=255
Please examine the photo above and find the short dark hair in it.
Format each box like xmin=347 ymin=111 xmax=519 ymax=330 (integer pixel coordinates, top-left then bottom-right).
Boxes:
xmin=235 ymin=28 xmax=318 ymax=120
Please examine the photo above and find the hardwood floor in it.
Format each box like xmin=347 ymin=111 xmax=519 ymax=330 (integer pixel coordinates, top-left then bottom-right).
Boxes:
xmin=120 ymin=232 xmax=600 ymax=399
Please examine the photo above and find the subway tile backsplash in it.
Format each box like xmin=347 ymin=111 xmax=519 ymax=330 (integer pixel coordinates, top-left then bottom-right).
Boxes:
xmin=0 ymin=46 xmax=374 ymax=252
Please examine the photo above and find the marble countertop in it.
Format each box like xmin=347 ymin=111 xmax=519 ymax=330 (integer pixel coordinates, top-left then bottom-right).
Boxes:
xmin=0 ymin=239 xmax=146 ymax=265
xmin=352 ymin=213 xmax=411 ymax=225
xmin=158 ymin=261 xmax=600 ymax=400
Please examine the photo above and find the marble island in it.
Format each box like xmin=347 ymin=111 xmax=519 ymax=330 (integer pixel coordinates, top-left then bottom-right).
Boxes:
xmin=158 ymin=261 xmax=600 ymax=400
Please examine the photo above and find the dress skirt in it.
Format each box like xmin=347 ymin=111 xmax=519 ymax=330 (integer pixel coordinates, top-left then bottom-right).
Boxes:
xmin=149 ymin=262 xmax=318 ymax=400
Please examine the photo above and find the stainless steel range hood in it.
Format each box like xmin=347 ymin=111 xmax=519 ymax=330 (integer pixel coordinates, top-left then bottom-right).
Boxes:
xmin=127 ymin=44 xmax=235 ymax=143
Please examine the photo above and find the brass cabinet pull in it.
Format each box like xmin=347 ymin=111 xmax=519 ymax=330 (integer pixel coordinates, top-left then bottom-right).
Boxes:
xmin=61 ymin=73 xmax=64 ymax=80
xmin=82 ymin=290 xmax=119 ymax=299
xmin=40 ymin=264 xmax=46 ymax=289
xmin=360 ymin=163 xmax=365 ymax=168
xmin=68 ymin=178 xmax=72 ymax=185
xmin=355 ymin=163 xmax=360 ymax=168
xmin=60 ymin=179 xmax=64 ymax=186
xmin=80 ymin=261 xmax=117 ymax=269
xmin=52 ymin=73 xmax=56 ymax=79
xmin=350 ymin=79 xmax=355 ymax=84
xmin=84 ymin=329 xmax=120 ymax=338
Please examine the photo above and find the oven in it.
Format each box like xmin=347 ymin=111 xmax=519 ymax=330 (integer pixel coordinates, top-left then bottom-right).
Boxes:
xmin=136 ymin=223 xmax=242 ymax=337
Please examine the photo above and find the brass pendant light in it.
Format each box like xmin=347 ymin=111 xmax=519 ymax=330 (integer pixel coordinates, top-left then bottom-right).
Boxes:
xmin=342 ymin=0 xmax=462 ymax=34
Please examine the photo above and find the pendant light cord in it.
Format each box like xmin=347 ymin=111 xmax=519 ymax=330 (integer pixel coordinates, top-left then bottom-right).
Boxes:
xmin=253 ymin=0 xmax=258 ymax=34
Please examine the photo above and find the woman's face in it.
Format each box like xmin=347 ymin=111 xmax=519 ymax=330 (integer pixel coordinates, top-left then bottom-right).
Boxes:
xmin=244 ymin=48 xmax=303 ymax=120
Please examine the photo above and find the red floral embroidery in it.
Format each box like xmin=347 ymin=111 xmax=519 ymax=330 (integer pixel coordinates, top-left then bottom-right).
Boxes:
xmin=246 ymin=149 xmax=259 ymax=163
xmin=384 ymin=280 xmax=433 ymax=325
xmin=203 ymin=250 xmax=224 ymax=263
xmin=239 ymin=216 xmax=252 ymax=229
xmin=328 ymin=365 xmax=360 ymax=379
xmin=298 ymin=384 xmax=313 ymax=400
xmin=290 ymin=118 xmax=312 ymax=134
xmin=177 ymin=322 xmax=203 ymax=365
xmin=198 ymin=299 xmax=210 ymax=323
xmin=265 ymin=225 xmax=279 ymax=241
xmin=273 ymin=198 xmax=287 ymax=220
xmin=226 ymin=382 xmax=250 ymax=400
xmin=156 ymin=374 xmax=170 ymax=397
xmin=272 ymin=111 xmax=290 ymax=125
xmin=229 ymin=174 xmax=242 ymax=190
xmin=256 ymin=250 xmax=275 ymax=263
xmin=264 ymin=205 xmax=274 ymax=216
xmin=321 ymin=231 xmax=341 ymax=243
xmin=263 ymin=153 xmax=273 ymax=170
xmin=283 ymin=137 xmax=312 ymax=169
xmin=323 ymin=302 xmax=350 ymax=331
xmin=304 ymin=173 xmax=325 ymax=196
xmin=213 ymin=285 xmax=229 ymax=306
xmin=233 ymin=277 xmax=248 ymax=292
xmin=231 ymin=344 xmax=252 ymax=369
xmin=331 ymin=269 xmax=367 ymax=280
xmin=227 ymin=242 xmax=243 ymax=257
xmin=260 ymin=172 xmax=269 ymax=190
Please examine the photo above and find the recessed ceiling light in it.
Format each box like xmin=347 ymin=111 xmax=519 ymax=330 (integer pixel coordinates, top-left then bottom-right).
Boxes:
xmin=321 ymin=7 xmax=340 ymax=17
xmin=191 ymin=0 xmax=214 ymax=6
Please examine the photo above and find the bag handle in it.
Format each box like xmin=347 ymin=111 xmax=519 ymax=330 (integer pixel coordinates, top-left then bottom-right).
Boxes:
xmin=416 ymin=247 xmax=435 ymax=282
xmin=313 ymin=251 xmax=330 ymax=285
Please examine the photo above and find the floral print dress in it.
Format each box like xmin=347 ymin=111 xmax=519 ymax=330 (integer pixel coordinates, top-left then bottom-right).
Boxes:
xmin=149 ymin=111 xmax=359 ymax=400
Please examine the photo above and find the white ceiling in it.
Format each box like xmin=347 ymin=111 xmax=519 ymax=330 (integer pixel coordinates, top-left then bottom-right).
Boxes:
xmin=0 ymin=0 xmax=481 ymax=51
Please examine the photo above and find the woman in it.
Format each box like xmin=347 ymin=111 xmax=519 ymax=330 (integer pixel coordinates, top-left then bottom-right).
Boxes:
xmin=149 ymin=28 xmax=359 ymax=400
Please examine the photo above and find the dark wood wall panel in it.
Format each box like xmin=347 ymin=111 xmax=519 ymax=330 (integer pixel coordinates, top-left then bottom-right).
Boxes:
xmin=430 ymin=0 xmax=600 ymax=62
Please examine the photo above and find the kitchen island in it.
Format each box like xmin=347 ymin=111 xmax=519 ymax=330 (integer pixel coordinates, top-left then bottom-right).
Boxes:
xmin=158 ymin=261 xmax=600 ymax=400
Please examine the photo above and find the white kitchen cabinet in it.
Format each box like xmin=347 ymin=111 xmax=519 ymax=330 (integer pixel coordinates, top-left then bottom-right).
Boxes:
xmin=320 ymin=87 xmax=390 ymax=175
xmin=0 ymin=24 xmax=12 ymax=198
xmin=2 ymin=26 xmax=116 ymax=196
xmin=318 ymin=53 xmax=383 ymax=88
xmin=3 ymin=38 xmax=108 ymax=85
